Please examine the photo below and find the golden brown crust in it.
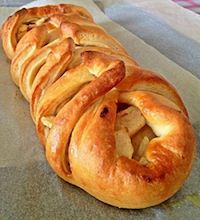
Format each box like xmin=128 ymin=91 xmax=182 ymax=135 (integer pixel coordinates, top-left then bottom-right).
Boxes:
xmin=30 ymin=37 xmax=74 ymax=122
xmin=68 ymin=91 xmax=195 ymax=208
xmin=117 ymin=67 xmax=188 ymax=116
xmin=1 ymin=4 xmax=93 ymax=59
xmin=1 ymin=4 xmax=196 ymax=209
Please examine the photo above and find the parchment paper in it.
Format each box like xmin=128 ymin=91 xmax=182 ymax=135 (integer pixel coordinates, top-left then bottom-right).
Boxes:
xmin=0 ymin=0 xmax=200 ymax=219
xmin=98 ymin=0 xmax=200 ymax=77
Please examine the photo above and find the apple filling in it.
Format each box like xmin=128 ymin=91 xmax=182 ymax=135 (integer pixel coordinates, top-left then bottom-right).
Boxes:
xmin=115 ymin=104 xmax=156 ymax=163
xmin=17 ymin=17 xmax=48 ymax=40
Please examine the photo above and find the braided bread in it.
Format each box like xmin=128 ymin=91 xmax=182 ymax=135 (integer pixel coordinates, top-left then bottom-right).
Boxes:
xmin=1 ymin=4 xmax=196 ymax=209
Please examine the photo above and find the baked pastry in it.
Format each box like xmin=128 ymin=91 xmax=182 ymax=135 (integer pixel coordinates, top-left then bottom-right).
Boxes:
xmin=1 ymin=4 xmax=196 ymax=208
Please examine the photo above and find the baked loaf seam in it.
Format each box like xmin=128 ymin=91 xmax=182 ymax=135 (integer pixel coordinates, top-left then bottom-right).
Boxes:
xmin=1 ymin=4 xmax=196 ymax=209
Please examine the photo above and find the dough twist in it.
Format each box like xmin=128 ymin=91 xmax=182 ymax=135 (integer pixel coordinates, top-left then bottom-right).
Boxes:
xmin=1 ymin=4 xmax=196 ymax=208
